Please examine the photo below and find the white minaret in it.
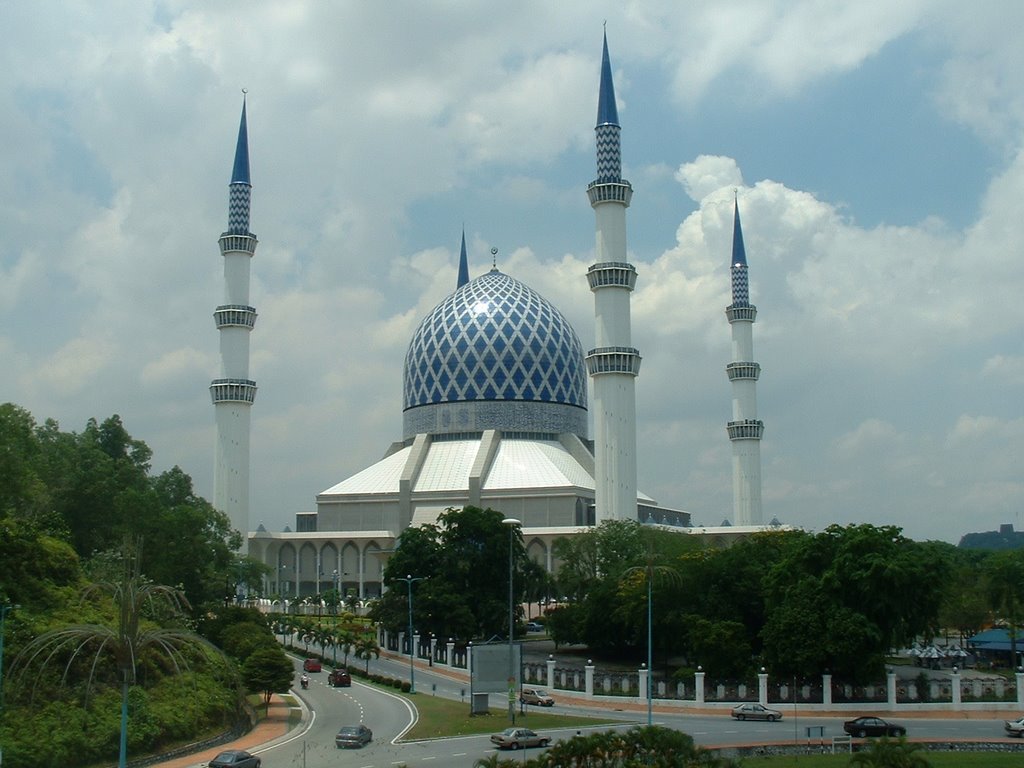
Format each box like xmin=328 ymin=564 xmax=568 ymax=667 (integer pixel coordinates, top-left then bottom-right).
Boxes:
xmin=586 ymin=33 xmax=641 ymax=523
xmin=725 ymin=197 xmax=763 ymax=526
xmin=211 ymin=98 xmax=258 ymax=548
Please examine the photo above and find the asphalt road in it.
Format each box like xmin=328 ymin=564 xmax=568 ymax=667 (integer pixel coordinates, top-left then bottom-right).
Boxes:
xmin=257 ymin=654 xmax=1018 ymax=767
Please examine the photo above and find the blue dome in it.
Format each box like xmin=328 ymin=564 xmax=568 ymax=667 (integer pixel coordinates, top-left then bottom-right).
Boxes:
xmin=403 ymin=269 xmax=587 ymax=437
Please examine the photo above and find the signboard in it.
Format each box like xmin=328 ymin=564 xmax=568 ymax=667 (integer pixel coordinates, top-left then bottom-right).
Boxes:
xmin=470 ymin=642 xmax=521 ymax=694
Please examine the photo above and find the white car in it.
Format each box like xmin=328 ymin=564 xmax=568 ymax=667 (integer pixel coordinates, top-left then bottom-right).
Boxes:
xmin=731 ymin=703 xmax=783 ymax=722
xmin=1005 ymin=716 xmax=1024 ymax=737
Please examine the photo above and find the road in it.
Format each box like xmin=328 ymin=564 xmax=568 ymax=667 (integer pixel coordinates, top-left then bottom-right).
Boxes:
xmin=255 ymin=655 xmax=1017 ymax=767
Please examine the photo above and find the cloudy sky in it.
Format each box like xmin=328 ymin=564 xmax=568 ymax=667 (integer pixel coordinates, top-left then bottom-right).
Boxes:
xmin=2 ymin=1 xmax=1022 ymax=545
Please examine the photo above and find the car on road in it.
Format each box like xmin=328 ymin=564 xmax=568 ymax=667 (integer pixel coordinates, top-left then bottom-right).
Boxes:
xmin=328 ymin=667 xmax=351 ymax=686
xmin=208 ymin=749 xmax=261 ymax=767
xmin=490 ymin=727 xmax=551 ymax=750
xmin=526 ymin=621 xmax=544 ymax=632
xmin=303 ymin=657 xmax=321 ymax=672
xmin=335 ymin=724 xmax=373 ymax=748
xmin=731 ymin=703 xmax=783 ymax=721
xmin=1006 ymin=716 xmax=1024 ymax=737
xmin=843 ymin=716 xmax=907 ymax=738
xmin=520 ymin=686 xmax=555 ymax=707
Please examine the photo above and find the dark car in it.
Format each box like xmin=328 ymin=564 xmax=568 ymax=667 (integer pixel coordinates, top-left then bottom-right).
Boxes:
xmin=731 ymin=703 xmax=783 ymax=721
xmin=843 ymin=716 xmax=907 ymax=738
xmin=335 ymin=724 xmax=372 ymax=748
xmin=329 ymin=667 xmax=352 ymax=687
xmin=303 ymin=658 xmax=321 ymax=672
xmin=209 ymin=749 xmax=261 ymax=768
xmin=490 ymin=727 xmax=551 ymax=750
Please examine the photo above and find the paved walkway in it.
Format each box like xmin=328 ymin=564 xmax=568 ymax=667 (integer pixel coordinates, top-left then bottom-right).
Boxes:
xmin=153 ymin=693 xmax=299 ymax=768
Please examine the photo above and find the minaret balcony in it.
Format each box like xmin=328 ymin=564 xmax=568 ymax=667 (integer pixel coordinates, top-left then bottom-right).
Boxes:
xmin=586 ymin=180 xmax=633 ymax=206
xmin=586 ymin=346 xmax=642 ymax=376
xmin=587 ymin=262 xmax=637 ymax=290
xmin=726 ymin=304 xmax=757 ymax=322
xmin=726 ymin=362 xmax=761 ymax=381
xmin=727 ymin=419 xmax=764 ymax=440
xmin=210 ymin=378 xmax=257 ymax=404
xmin=218 ymin=233 xmax=258 ymax=255
xmin=214 ymin=304 xmax=257 ymax=329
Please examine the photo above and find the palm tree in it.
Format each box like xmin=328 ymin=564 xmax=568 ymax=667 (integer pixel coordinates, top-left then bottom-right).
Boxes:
xmin=10 ymin=539 xmax=226 ymax=768
xmin=337 ymin=627 xmax=359 ymax=667
xmin=354 ymin=634 xmax=381 ymax=674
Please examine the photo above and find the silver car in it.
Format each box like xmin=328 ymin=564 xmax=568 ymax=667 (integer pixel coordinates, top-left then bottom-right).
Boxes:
xmin=731 ymin=703 xmax=783 ymax=721
xmin=1005 ymin=716 xmax=1024 ymax=737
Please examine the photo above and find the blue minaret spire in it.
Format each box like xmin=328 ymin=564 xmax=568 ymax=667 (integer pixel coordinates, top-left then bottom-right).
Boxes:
xmin=730 ymin=193 xmax=749 ymax=306
xmin=595 ymin=30 xmax=622 ymax=184
xmin=725 ymin=194 xmax=763 ymax=527
xmin=457 ymin=228 xmax=470 ymax=289
xmin=585 ymin=31 xmax=640 ymax=524
xmin=212 ymin=95 xmax=258 ymax=551
xmin=228 ymin=96 xmax=252 ymax=235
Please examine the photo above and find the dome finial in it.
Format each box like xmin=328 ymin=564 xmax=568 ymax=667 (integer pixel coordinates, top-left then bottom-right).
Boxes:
xmin=457 ymin=228 xmax=470 ymax=289
xmin=490 ymin=246 xmax=498 ymax=270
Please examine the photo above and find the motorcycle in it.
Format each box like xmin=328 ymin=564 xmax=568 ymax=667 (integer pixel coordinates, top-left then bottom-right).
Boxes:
xmin=300 ymin=675 xmax=309 ymax=690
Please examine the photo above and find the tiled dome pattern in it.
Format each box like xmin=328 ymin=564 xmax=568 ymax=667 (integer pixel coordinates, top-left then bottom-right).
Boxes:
xmin=403 ymin=270 xmax=587 ymax=410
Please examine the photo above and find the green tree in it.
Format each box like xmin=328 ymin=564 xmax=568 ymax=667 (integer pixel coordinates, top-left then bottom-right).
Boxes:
xmin=982 ymin=549 xmax=1024 ymax=665
xmin=761 ymin=525 xmax=946 ymax=680
xmin=241 ymin=646 xmax=295 ymax=705
xmin=370 ymin=506 xmax=524 ymax=641
xmin=9 ymin=540 xmax=227 ymax=768
xmin=354 ymin=634 xmax=381 ymax=673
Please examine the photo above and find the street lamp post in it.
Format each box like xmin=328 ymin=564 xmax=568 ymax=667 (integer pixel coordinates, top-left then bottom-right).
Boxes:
xmin=394 ymin=574 xmax=426 ymax=693
xmin=502 ymin=517 xmax=521 ymax=724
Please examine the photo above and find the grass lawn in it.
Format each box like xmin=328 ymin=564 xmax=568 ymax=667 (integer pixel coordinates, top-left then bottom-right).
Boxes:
xmin=401 ymin=693 xmax=628 ymax=740
xmin=741 ymin=753 xmax=1016 ymax=767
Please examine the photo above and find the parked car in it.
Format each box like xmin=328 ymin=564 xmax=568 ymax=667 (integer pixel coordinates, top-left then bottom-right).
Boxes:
xmin=490 ymin=727 xmax=551 ymax=750
xmin=209 ymin=749 xmax=261 ymax=768
xmin=843 ymin=716 xmax=907 ymax=738
xmin=328 ymin=667 xmax=352 ymax=687
xmin=303 ymin=658 xmax=321 ymax=672
xmin=1005 ymin=716 xmax=1024 ymax=737
xmin=526 ymin=621 xmax=544 ymax=632
xmin=520 ymin=687 xmax=555 ymax=707
xmin=731 ymin=703 xmax=783 ymax=721
xmin=335 ymin=724 xmax=373 ymax=748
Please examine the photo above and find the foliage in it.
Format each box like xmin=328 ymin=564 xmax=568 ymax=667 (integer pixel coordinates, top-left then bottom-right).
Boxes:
xmin=849 ymin=737 xmax=931 ymax=767
xmin=241 ymin=646 xmax=295 ymax=704
xmin=369 ymin=506 xmax=527 ymax=640
xmin=4 ymin=540 xmax=235 ymax=768
xmin=760 ymin=525 xmax=947 ymax=680
xmin=0 ymin=404 xmax=243 ymax=609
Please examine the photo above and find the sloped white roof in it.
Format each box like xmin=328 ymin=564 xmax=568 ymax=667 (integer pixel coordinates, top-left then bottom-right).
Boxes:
xmin=413 ymin=440 xmax=478 ymax=492
xmin=484 ymin=439 xmax=593 ymax=490
xmin=319 ymin=446 xmax=409 ymax=497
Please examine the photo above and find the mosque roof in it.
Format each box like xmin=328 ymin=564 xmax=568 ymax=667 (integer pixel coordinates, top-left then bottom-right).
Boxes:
xmin=317 ymin=436 xmax=599 ymax=499
xmin=403 ymin=269 xmax=587 ymax=412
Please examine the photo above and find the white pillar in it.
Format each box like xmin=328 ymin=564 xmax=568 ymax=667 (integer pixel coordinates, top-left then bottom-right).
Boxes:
xmin=886 ymin=669 xmax=897 ymax=709
xmin=695 ymin=669 xmax=705 ymax=705
xmin=639 ymin=664 xmax=649 ymax=704
xmin=822 ymin=673 xmax=833 ymax=707
xmin=585 ymin=660 xmax=595 ymax=698
xmin=951 ymin=666 xmax=961 ymax=710
xmin=546 ymin=656 xmax=556 ymax=690
xmin=758 ymin=668 xmax=768 ymax=706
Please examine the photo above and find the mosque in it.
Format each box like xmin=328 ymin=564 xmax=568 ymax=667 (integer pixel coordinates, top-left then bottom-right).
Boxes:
xmin=213 ymin=35 xmax=772 ymax=601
